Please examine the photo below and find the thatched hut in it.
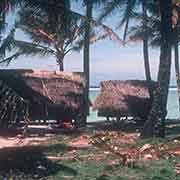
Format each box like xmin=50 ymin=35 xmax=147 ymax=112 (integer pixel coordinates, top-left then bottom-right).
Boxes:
xmin=0 ymin=69 xmax=86 ymax=127
xmin=93 ymin=80 xmax=157 ymax=120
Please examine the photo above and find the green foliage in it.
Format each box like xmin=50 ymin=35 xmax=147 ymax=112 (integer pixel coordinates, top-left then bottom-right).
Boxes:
xmin=128 ymin=16 xmax=161 ymax=47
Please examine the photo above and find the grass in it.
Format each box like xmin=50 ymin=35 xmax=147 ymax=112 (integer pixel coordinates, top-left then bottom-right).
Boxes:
xmin=49 ymin=158 xmax=180 ymax=180
xmin=0 ymin=132 xmax=180 ymax=179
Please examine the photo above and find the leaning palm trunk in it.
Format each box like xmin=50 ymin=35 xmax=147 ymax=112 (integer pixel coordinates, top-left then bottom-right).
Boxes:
xmin=141 ymin=0 xmax=173 ymax=138
xmin=174 ymin=41 xmax=180 ymax=111
xmin=83 ymin=1 xmax=93 ymax=123
xmin=143 ymin=39 xmax=151 ymax=81
xmin=142 ymin=0 xmax=151 ymax=82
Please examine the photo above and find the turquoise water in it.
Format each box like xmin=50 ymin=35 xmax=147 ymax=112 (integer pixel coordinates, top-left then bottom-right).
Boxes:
xmin=88 ymin=88 xmax=180 ymax=122
xmin=167 ymin=88 xmax=179 ymax=119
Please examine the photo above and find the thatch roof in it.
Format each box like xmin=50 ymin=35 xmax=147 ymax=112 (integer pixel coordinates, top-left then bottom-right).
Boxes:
xmin=0 ymin=69 xmax=86 ymax=121
xmin=93 ymin=80 xmax=157 ymax=119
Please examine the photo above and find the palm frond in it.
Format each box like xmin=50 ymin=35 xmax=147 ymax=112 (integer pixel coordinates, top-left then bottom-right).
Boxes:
xmin=14 ymin=40 xmax=55 ymax=56
xmin=0 ymin=39 xmax=55 ymax=65
xmin=98 ymin=0 xmax=125 ymax=21
xmin=90 ymin=20 xmax=123 ymax=44
xmin=0 ymin=52 xmax=21 ymax=65
xmin=117 ymin=0 xmax=137 ymax=41
xmin=0 ymin=12 xmax=6 ymax=35
xmin=128 ymin=25 xmax=144 ymax=41
xmin=61 ymin=2 xmax=123 ymax=44
xmin=0 ymin=28 xmax=16 ymax=58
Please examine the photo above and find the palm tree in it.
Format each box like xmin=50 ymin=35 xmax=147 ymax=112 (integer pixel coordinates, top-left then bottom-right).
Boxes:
xmin=0 ymin=1 xmax=86 ymax=70
xmin=74 ymin=0 xmax=114 ymax=121
xmin=141 ymin=0 xmax=173 ymax=138
xmin=99 ymin=0 xmax=154 ymax=82
xmin=81 ymin=0 xmax=117 ymax=121
xmin=173 ymin=3 xmax=180 ymax=111
xmin=0 ymin=0 xmax=120 ymax=69
xmin=83 ymin=0 xmax=93 ymax=119
xmin=98 ymin=0 xmax=174 ymax=137
xmin=74 ymin=0 xmax=153 ymax=125
xmin=141 ymin=0 xmax=151 ymax=81
xmin=20 ymin=1 xmax=82 ymax=71
xmin=129 ymin=2 xmax=180 ymax=114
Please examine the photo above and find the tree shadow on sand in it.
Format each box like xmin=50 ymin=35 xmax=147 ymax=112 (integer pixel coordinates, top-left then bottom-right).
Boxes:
xmin=0 ymin=145 xmax=77 ymax=179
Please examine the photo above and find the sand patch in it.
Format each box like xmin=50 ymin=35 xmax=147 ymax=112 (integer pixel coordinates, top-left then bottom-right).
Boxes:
xmin=0 ymin=136 xmax=52 ymax=149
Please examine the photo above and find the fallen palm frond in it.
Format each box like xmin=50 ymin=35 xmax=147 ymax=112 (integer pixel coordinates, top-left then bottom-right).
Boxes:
xmin=90 ymin=131 xmax=180 ymax=169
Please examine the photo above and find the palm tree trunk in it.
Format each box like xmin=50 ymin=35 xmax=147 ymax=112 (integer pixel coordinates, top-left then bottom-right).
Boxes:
xmin=141 ymin=0 xmax=173 ymax=138
xmin=143 ymin=39 xmax=151 ymax=80
xmin=83 ymin=1 xmax=92 ymax=122
xmin=174 ymin=41 xmax=180 ymax=111
xmin=142 ymin=0 xmax=151 ymax=81
xmin=157 ymin=0 xmax=173 ymax=137
xmin=57 ymin=53 xmax=64 ymax=71
xmin=59 ymin=60 xmax=64 ymax=71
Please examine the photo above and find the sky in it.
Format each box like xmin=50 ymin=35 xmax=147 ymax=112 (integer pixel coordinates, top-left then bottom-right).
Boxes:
xmin=1 ymin=2 xmax=178 ymax=86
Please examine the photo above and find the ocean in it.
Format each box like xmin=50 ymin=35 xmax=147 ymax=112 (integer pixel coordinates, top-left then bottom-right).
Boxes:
xmin=87 ymin=88 xmax=180 ymax=122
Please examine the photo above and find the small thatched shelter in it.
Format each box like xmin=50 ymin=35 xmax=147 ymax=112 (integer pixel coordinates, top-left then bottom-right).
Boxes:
xmin=93 ymin=80 xmax=157 ymax=120
xmin=0 ymin=69 xmax=86 ymax=127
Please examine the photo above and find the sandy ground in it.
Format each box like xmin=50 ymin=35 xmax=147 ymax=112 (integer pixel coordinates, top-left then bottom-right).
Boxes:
xmin=0 ymin=119 xmax=147 ymax=149
xmin=0 ymin=136 xmax=51 ymax=149
xmin=0 ymin=121 xmax=138 ymax=149
xmin=0 ymin=125 xmax=55 ymax=149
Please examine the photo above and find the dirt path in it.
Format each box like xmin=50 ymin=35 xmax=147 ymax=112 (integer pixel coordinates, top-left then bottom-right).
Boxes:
xmin=0 ymin=136 xmax=52 ymax=149
xmin=0 ymin=121 xmax=139 ymax=149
